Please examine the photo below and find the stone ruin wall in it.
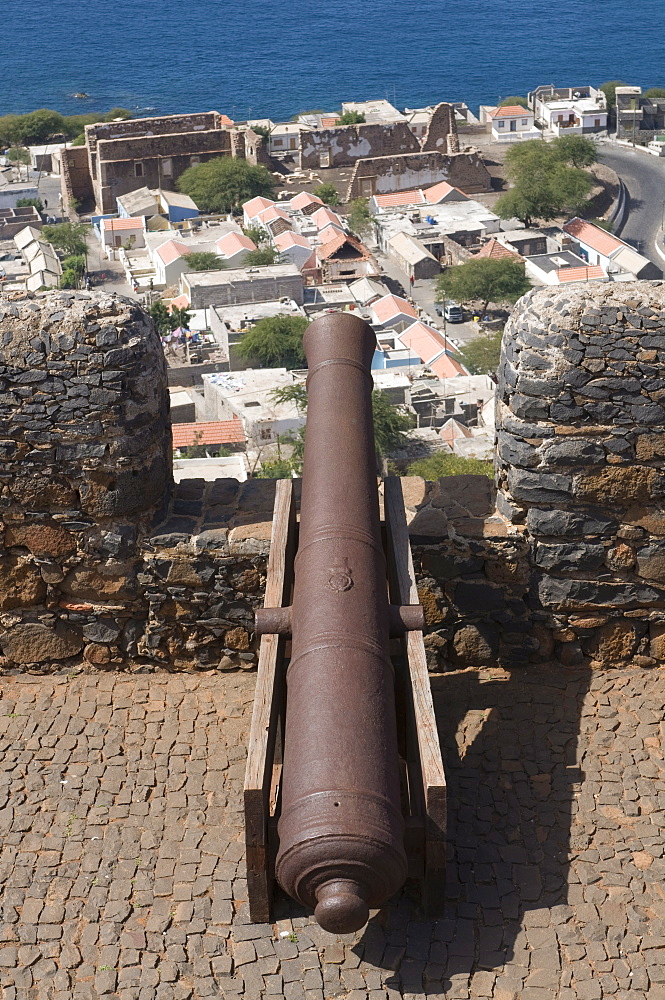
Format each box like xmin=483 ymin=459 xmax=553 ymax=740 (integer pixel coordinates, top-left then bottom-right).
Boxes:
xmin=2 ymin=284 xmax=665 ymax=673
xmin=346 ymin=151 xmax=492 ymax=202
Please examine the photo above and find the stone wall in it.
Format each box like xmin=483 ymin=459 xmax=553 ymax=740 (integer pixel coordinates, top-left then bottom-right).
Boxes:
xmin=421 ymin=102 xmax=460 ymax=154
xmin=3 ymin=284 xmax=665 ymax=674
xmin=346 ymin=150 xmax=492 ymax=201
xmin=60 ymin=146 xmax=95 ymax=216
xmin=0 ymin=291 xmax=172 ymax=670
xmin=496 ymin=282 xmax=665 ymax=667
xmin=94 ymin=132 xmax=233 ymax=214
xmin=300 ymin=122 xmax=420 ymax=169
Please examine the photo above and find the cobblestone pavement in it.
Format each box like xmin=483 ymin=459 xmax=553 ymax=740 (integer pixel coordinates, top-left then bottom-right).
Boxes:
xmin=0 ymin=665 xmax=664 ymax=1000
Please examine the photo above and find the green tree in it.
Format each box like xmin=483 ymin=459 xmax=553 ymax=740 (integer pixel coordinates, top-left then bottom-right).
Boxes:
xmin=498 ymin=96 xmax=529 ymax=109
xmin=436 ymin=258 xmax=531 ymax=315
xmin=600 ymin=81 xmax=627 ymax=111
xmin=60 ymin=268 xmax=80 ymax=289
xmin=238 ymin=315 xmax=308 ymax=368
xmin=551 ymin=134 xmax=597 ymax=168
xmin=495 ymin=140 xmax=594 ymax=225
xmin=59 ymin=254 xmax=86 ymax=288
xmin=456 ymin=330 xmax=503 ymax=375
xmin=0 ymin=115 xmax=25 ymax=147
xmin=371 ymin=389 xmax=412 ymax=458
xmin=177 ymin=157 xmax=275 ymax=214
xmin=256 ymin=456 xmax=299 ymax=478
xmin=16 ymin=197 xmax=43 ymax=212
xmin=242 ymin=224 xmax=269 ymax=246
xmin=644 ymin=87 xmax=665 ymax=99
xmin=6 ymin=147 xmax=30 ymax=164
xmin=312 ymin=183 xmax=340 ymax=206
xmin=62 ymin=254 xmax=86 ymax=275
xmin=348 ymin=197 xmax=373 ymax=237
xmin=149 ymin=301 xmax=171 ymax=336
xmin=42 ymin=221 xmax=89 ymax=256
xmin=262 ymin=383 xmax=411 ymax=468
xmin=407 ymin=452 xmax=493 ymax=480
xmin=185 ymin=251 xmax=226 ymax=271
xmin=15 ymin=109 xmax=66 ymax=144
xmin=339 ymin=111 xmax=366 ymax=125
xmin=244 ymin=246 xmax=280 ymax=266
xmin=589 ymin=217 xmax=613 ymax=232
xmin=170 ymin=306 xmax=191 ymax=331
xmin=250 ymin=124 xmax=271 ymax=140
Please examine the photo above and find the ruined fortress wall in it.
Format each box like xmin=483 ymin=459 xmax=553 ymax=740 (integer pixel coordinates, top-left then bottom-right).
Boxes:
xmin=2 ymin=284 xmax=665 ymax=673
xmin=300 ymin=122 xmax=420 ymax=169
xmin=84 ymin=112 xmax=222 ymax=149
xmin=346 ymin=151 xmax=492 ymax=201
xmin=421 ymin=102 xmax=460 ymax=154
xmin=60 ymin=146 xmax=95 ymax=215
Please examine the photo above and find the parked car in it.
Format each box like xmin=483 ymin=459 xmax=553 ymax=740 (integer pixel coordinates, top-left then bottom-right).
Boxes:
xmin=435 ymin=300 xmax=464 ymax=323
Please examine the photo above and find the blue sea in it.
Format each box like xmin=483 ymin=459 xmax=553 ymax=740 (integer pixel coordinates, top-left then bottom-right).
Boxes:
xmin=4 ymin=0 xmax=664 ymax=121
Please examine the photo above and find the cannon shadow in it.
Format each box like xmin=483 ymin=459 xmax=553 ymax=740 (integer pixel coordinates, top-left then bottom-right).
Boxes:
xmin=352 ymin=663 xmax=592 ymax=993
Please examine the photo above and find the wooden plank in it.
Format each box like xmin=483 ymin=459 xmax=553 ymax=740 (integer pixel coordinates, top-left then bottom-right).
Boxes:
xmin=244 ymin=478 xmax=296 ymax=922
xmin=384 ymin=476 xmax=447 ymax=915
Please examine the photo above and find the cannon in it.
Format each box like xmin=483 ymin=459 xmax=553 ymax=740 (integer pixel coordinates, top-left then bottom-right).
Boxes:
xmin=245 ymin=313 xmax=446 ymax=933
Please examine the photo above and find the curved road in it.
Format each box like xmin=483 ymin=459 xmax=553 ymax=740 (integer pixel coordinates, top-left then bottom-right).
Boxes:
xmin=598 ymin=143 xmax=665 ymax=268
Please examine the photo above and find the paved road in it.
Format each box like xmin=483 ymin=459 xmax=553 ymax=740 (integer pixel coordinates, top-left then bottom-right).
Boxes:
xmin=598 ymin=144 xmax=665 ymax=268
xmin=1 ymin=666 xmax=665 ymax=999
xmin=375 ymin=251 xmax=484 ymax=349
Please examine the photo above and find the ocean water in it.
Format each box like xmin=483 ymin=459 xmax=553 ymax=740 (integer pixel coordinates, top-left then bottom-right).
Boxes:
xmin=4 ymin=0 xmax=664 ymax=121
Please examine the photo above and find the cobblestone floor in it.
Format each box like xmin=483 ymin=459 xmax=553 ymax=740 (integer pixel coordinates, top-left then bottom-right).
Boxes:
xmin=0 ymin=665 xmax=664 ymax=1000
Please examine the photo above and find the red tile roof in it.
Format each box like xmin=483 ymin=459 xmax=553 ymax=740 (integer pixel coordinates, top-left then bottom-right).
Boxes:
xmin=317 ymin=223 xmax=345 ymax=245
xmin=104 ymin=217 xmax=145 ymax=231
xmin=563 ymin=218 xmax=623 ymax=257
xmin=399 ymin=320 xmax=449 ymax=361
xmin=311 ymin=206 xmax=343 ymax=230
xmin=371 ymin=294 xmax=418 ymax=325
xmin=216 ymin=232 xmax=256 ymax=255
xmin=156 ymin=240 xmax=191 ymax=264
xmin=274 ymin=231 xmax=312 ymax=250
xmin=374 ymin=189 xmax=426 ymax=208
xmin=172 ymin=419 xmax=245 ymax=449
xmin=398 ymin=321 xmax=466 ymax=379
xmin=557 ymin=264 xmax=606 ymax=283
xmin=243 ymin=196 xmax=275 ymax=218
xmin=440 ymin=418 xmax=472 ymax=443
xmin=290 ymin=191 xmax=324 ymax=211
xmin=489 ymin=105 xmax=532 ymax=118
xmin=219 ymin=114 xmax=234 ymax=126
xmin=257 ymin=205 xmax=291 ymax=225
xmin=316 ymin=231 xmax=370 ymax=261
xmin=476 ymin=238 xmax=520 ymax=260
xmin=429 ymin=352 xmax=467 ymax=380
xmin=425 ymin=180 xmax=469 ymax=203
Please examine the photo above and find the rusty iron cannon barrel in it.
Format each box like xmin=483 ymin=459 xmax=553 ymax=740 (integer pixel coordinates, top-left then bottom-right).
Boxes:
xmin=264 ymin=313 xmax=413 ymax=933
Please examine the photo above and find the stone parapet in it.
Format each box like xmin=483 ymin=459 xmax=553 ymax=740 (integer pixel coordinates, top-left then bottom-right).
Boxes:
xmin=496 ymin=282 xmax=665 ymax=666
xmin=4 ymin=284 xmax=665 ymax=672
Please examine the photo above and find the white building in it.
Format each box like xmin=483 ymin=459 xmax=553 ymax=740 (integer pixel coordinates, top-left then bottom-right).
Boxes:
xmin=487 ymin=105 xmax=541 ymax=143
xmin=215 ymin=231 xmax=256 ymax=267
xmin=528 ymin=85 xmax=607 ymax=135
xmin=341 ymin=99 xmax=406 ymax=124
xmin=198 ymin=369 xmax=306 ymax=446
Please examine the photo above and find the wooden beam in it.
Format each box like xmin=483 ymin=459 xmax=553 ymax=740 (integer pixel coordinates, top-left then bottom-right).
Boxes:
xmin=244 ymin=478 xmax=296 ymax=922
xmin=383 ymin=476 xmax=447 ymax=915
